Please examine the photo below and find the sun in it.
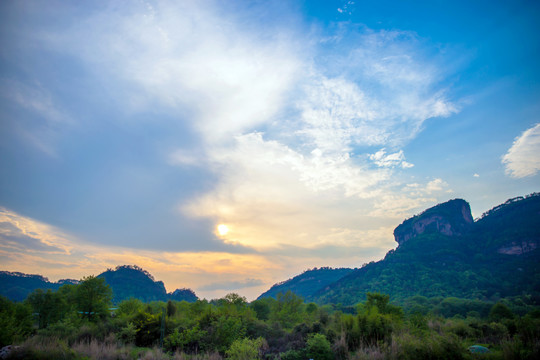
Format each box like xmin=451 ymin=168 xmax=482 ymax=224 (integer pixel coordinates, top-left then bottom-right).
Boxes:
xmin=217 ymin=224 xmax=229 ymax=236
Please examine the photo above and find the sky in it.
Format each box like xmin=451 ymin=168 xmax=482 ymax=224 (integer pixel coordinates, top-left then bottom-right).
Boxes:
xmin=0 ymin=0 xmax=539 ymax=301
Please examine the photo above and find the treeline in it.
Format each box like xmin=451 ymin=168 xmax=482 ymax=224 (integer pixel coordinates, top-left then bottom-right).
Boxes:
xmin=1 ymin=277 xmax=540 ymax=359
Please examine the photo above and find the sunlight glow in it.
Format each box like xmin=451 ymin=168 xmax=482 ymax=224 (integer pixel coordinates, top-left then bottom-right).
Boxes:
xmin=217 ymin=224 xmax=229 ymax=236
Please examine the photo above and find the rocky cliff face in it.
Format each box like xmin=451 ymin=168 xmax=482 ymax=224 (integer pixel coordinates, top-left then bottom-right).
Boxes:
xmin=394 ymin=199 xmax=474 ymax=245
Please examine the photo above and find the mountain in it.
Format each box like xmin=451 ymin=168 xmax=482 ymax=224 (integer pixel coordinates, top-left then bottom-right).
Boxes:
xmin=0 ymin=272 xmax=78 ymax=302
xmin=310 ymin=193 xmax=540 ymax=305
xmin=98 ymin=265 xmax=168 ymax=303
xmin=257 ymin=267 xmax=354 ymax=300
xmin=0 ymin=265 xmax=198 ymax=304
xmin=393 ymin=198 xmax=474 ymax=245
xmin=98 ymin=265 xmax=198 ymax=303
xmin=169 ymin=288 xmax=198 ymax=302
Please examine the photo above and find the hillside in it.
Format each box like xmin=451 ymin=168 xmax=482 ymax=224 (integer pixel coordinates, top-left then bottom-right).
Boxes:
xmin=257 ymin=267 xmax=354 ymax=300
xmin=0 ymin=272 xmax=78 ymax=302
xmin=0 ymin=265 xmax=198 ymax=304
xmin=98 ymin=265 xmax=198 ymax=303
xmin=311 ymin=193 xmax=540 ymax=305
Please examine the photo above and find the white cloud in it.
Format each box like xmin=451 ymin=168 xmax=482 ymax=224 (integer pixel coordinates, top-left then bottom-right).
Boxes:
xmin=44 ymin=0 xmax=302 ymax=144
xmin=502 ymin=123 xmax=540 ymax=178
xmin=369 ymin=148 xmax=414 ymax=168
xmin=8 ymin=1 xmax=462 ymax=289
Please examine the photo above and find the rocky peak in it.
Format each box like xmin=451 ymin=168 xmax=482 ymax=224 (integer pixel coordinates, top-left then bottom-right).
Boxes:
xmin=394 ymin=199 xmax=473 ymax=246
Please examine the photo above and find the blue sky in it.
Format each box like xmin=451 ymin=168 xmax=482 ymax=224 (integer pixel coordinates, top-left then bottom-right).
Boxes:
xmin=1 ymin=0 xmax=539 ymax=300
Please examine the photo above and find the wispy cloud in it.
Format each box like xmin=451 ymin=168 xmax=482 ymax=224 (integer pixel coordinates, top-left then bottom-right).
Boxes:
xmin=0 ymin=208 xmax=73 ymax=255
xmin=502 ymin=123 xmax=540 ymax=178
xmin=0 ymin=80 xmax=71 ymax=156
xmin=0 ymin=1 xmax=463 ymax=300
xmin=369 ymin=148 xmax=414 ymax=169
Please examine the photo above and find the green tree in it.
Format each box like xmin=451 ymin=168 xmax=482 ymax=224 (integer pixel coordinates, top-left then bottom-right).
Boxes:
xmin=26 ymin=288 xmax=65 ymax=328
xmin=271 ymin=291 xmax=303 ymax=328
xmin=489 ymin=302 xmax=514 ymax=321
xmin=117 ymin=298 xmax=144 ymax=318
xmin=76 ymin=275 xmax=112 ymax=320
xmin=0 ymin=296 xmax=33 ymax=347
xmin=226 ymin=337 xmax=266 ymax=360
xmin=250 ymin=299 xmax=272 ymax=321
xmin=167 ymin=300 xmax=177 ymax=317
xmin=364 ymin=292 xmax=403 ymax=318
xmin=305 ymin=333 xmax=333 ymax=360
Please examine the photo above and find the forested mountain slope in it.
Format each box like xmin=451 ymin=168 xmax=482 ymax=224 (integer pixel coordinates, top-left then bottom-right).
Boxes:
xmin=1 ymin=265 xmax=198 ymax=303
xmin=311 ymin=193 xmax=540 ymax=305
xmin=0 ymin=272 xmax=78 ymax=302
xmin=257 ymin=267 xmax=354 ymax=300
xmin=97 ymin=265 xmax=197 ymax=303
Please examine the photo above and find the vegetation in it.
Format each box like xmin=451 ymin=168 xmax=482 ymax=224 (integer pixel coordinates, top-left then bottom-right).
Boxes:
xmin=1 ymin=265 xmax=198 ymax=305
xmin=313 ymin=194 xmax=540 ymax=305
xmin=0 ymin=271 xmax=78 ymax=302
xmin=1 ymin=194 xmax=538 ymax=359
xmin=258 ymin=267 xmax=354 ymax=300
xmin=1 ymin=277 xmax=539 ymax=359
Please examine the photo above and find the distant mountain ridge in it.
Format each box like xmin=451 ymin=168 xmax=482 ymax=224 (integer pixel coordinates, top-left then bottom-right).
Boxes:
xmin=257 ymin=193 xmax=540 ymax=305
xmin=98 ymin=265 xmax=197 ymax=303
xmin=257 ymin=267 xmax=354 ymax=300
xmin=0 ymin=265 xmax=198 ymax=304
xmin=0 ymin=271 xmax=79 ymax=302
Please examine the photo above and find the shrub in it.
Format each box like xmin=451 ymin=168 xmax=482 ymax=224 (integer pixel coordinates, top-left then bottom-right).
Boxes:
xmin=226 ymin=337 xmax=266 ymax=360
xmin=306 ymin=334 xmax=333 ymax=360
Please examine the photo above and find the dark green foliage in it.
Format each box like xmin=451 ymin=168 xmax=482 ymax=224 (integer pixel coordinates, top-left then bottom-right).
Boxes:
xmin=98 ymin=265 xmax=168 ymax=304
xmin=1 ymin=287 xmax=539 ymax=359
xmin=2 ymin=265 xmax=198 ymax=305
xmin=168 ymin=288 xmax=198 ymax=302
xmin=280 ymin=349 xmax=305 ymax=360
xmin=116 ymin=298 xmax=144 ymax=319
xmin=0 ymin=296 xmax=33 ymax=347
xmin=166 ymin=300 xmax=176 ymax=317
xmin=132 ymin=310 xmax=162 ymax=347
xmin=98 ymin=265 xmax=197 ymax=304
xmin=75 ymin=275 xmax=112 ymax=321
xmin=357 ymin=309 xmax=393 ymax=346
xmin=0 ymin=271 xmax=78 ymax=302
xmin=250 ymin=298 xmax=272 ymax=320
xmin=258 ymin=267 xmax=354 ymax=300
xmin=489 ymin=302 xmax=515 ymax=321
xmin=26 ymin=289 xmax=66 ymax=328
xmin=305 ymin=333 xmax=333 ymax=360
xmin=364 ymin=292 xmax=403 ymax=318
xmin=271 ymin=291 xmax=304 ymax=329
xmin=313 ymin=193 xmax=540 ymax=305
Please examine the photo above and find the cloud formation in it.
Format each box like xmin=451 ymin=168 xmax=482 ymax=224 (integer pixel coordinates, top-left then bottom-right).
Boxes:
xmin=0 ymin=80 xmax=71 ymax=156
xmin=0 ymin=1 xmax=466 ymax=300
xmin=502 ymin=123 xmax=540 ymax=178
xmin=43 ymin=1 xmax=457 ymax=252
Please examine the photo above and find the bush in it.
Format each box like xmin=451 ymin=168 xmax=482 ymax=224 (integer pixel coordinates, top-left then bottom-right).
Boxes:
xmin=117 ymin=322 xmax=137 ymax=345
xmin=394 ymin=332 xmax=466 ymax=360
xmin=225 ymin=337 xmax=266 ymax=360
xmin=7 ymin=336 xmax=78 ymax=360
xmin=306 ymin=334 xmax=333 ymax=360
